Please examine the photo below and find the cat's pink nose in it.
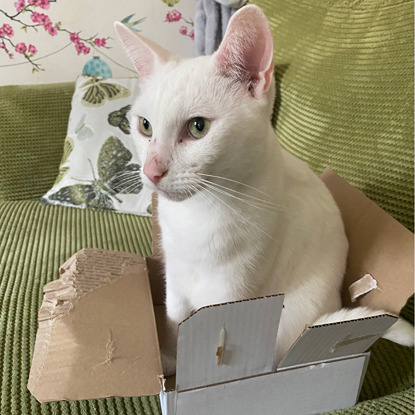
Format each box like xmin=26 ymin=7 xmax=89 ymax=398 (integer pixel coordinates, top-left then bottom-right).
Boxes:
xmin=143 ymin=158 xmax=168 ymax=185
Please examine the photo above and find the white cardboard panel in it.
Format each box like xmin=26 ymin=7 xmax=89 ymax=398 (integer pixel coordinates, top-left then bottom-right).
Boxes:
xmin=173 ymin=354 xmax=369 ymax=415
xmin=278 ymin=314 xmax=397 ymax=368
xmin=176 ymin=295 xmax=284 ymax=391
xmin=160 ymin=389 xmax=177 ymax=415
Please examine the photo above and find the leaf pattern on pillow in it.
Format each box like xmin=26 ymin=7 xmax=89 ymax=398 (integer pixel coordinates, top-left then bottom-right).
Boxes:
xmin=49 ymin=136 xmax=142 ymax=210
xmin=53 ymin=136 xmax=74 ymax=186
xmin=80 ymin=76 xmax=131 ymax=107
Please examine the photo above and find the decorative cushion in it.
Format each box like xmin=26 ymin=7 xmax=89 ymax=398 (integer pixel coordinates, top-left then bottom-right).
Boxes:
xmin=41 ymin=75 xmax=152 ymax=215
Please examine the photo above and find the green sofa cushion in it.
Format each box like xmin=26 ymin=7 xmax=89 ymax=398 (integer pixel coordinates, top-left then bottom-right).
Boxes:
xmin=253 ymin=0 xmax=414 ymax=232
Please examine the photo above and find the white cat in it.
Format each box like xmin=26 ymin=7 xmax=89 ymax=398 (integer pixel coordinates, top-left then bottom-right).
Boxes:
xmin=115 ymin=5 xmax=414 ymax=374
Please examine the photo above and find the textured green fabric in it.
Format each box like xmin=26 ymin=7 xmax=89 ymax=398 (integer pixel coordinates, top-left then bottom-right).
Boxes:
xmin=253 ymin=0 xmax=414 ymax=232
xmin=0 ymin=82 xmax=74 ymax=202
xmin=1 ymin=0 xmax=414 ymax=414
xmin=0 ymin=201 xmax=413 ymax=415
xmin=0 ymin=200 xmax=159 ymax=415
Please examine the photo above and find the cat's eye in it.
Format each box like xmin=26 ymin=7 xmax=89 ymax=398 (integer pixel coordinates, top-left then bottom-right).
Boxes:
xmin=187 ymin=117 xmax=210 ymax=139
xmin=138 ymin=117 xmax=153 ymax=137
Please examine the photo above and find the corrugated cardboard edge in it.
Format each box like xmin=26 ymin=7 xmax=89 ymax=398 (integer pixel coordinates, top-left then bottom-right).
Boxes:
xmin=28 ymin=248 xmax=163 ymax=403
xmin=321 ymin=168 xmax=414 ymax=314
xmin=148 ymin=193 xmax=166 ymax=306
xmin=278 ymin=314 xmax=397 ymax=368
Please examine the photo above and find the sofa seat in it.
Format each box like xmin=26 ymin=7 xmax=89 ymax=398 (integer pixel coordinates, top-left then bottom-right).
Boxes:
xmin=0 ymin=200 xmax=163 ymax=415
xmin=0 ymin=199 xmax=413 ymax=414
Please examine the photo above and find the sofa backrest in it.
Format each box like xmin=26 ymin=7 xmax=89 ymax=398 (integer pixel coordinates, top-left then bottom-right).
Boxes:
xmin=0 ymin=82 xmax=74 ymax=202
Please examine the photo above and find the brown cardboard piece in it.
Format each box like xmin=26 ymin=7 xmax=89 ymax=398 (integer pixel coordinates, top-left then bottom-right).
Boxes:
xmin=28 ymin=168 xmax=414 ymax=409
xmin=28 ymin=249 xmax=163 ymax=403
xmin=321 ymin=168 xmax=414 ymax=313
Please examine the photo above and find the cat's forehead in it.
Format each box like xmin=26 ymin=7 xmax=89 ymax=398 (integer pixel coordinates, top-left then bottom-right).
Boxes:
xmin=136 ymin=55 xmax=238 ymax=119
xmin=156 ymin=57 xmax=212 ymax=104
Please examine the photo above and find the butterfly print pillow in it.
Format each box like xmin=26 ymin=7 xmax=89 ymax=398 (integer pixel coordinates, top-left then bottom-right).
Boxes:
xmin=41 ymin=75 xmax=153 ymax=216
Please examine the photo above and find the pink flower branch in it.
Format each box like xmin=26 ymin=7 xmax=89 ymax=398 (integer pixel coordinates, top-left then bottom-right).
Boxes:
xmin=0 ymin=0 xmax=111 ymax=73
xmin=1 ymin=34 xmax=41 ymax=72
xmin=165 ymin=9 xmax=194 ymax=41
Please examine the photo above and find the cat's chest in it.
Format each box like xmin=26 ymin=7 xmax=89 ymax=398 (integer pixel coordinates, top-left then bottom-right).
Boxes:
xmin=158 ymin=197 xmax=242 ymax=262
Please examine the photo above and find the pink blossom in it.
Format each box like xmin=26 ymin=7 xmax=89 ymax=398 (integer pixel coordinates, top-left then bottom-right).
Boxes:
xmin=3 ymin=24 xmax=14 ymax=37
xmin=189 ymin=29 xmax=194 ymax=40
xmin=70 ymin=32 xmax=80 ymax=43
xmin=0 ymin=28 xmax=4 ymax=37
xmin=94 ymin=37 xmax=106 ymax=47
xmin=31 ymin=12 xmax=40 ymax=23
xmin=38 ymin=13 xmax=50 ymax=25
xmin=14 ymin=0 xmax=26 ymax=12
xmin=166 ymin=9 xmax=181 ymax=22
xmin=75 ymin=42 xmax=86 ymax=55
xmin=28 ymin=44 xmax=37 ymax=55
xmin=28 ymin=0 xmax=38 ymax=5
xmin=9 ymin=53 xmax=14 ymax=59
xmin=83 ymin=46 xmax=90 ymax=54
xmin=179 ymin=26 xmax=187 ymax=35
xmin=47 ymin=25 xmax=58 ymax=36
xmin=0 ymin=42 xmax=6 ymax=49
xmin=15 ymin=42 xmax=27 ymax=54
xmin=38 ymin=0 xmax=50 ymax=9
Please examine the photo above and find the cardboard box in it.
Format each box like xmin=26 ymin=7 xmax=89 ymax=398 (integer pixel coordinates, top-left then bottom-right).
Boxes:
xmin=28 ymin=168 xmax=414 ymax=414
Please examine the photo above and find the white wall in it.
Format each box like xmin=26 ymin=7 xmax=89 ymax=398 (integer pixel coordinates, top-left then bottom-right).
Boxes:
xmin=0 ymin=0 xmax=196 ymax=86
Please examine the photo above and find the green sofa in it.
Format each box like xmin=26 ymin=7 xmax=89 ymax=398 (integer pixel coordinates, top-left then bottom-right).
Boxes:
xmin=0 ymin=0 xmax=413 ymax=414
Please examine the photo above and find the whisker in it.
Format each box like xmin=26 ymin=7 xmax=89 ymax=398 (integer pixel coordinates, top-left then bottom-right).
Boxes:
xmin=189 ymin=183 xmax=215 ymax=208
xmin=201 ymin=185 xmax=275 ymax=240
xmin=198 ymin=180 xmax=278 ymax=214
xmin=107 ymin=171 xmax=137 ymax=185
xmin=198 ymin=178 xmax=282 ymax=210
xmin=118 ymin=180 xmax=141 ymax=194
xmin=198 ymin=173 xmax=274 ymax=201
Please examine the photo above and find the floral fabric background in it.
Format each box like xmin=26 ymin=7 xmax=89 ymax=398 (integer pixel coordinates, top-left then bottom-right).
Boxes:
xmin=0 ymin=0 xmax=196 ymax=85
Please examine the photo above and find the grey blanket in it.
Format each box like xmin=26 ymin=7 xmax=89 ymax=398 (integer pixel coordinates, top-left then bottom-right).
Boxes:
xmin=194 ymin=0 xmax=247 ymax=56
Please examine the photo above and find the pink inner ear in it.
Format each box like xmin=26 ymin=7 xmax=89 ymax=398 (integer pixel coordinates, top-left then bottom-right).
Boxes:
xmin=215 ymin=5 xmax=274 ymax=98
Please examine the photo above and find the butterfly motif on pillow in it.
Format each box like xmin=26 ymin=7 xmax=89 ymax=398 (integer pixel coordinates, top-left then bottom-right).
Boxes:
xmin=49 ymin=136 xmax=142 ymax=210
xmin=108 ymin=105 xmax=131 ymax=134
xmin=53 ymin=136 xmax=74 ymax=186
xmin=80 ymin=76 xmax=131 ymax=107
xmin=74 ymin=114 xmax=94 ymax=140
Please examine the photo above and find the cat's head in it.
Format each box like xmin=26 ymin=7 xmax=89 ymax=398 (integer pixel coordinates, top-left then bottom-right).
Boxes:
xmin=115 ymin=5 xmax=275 ymax=202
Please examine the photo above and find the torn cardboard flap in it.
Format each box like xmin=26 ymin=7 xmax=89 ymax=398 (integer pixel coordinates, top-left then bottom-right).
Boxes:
xmin=349 ymin=274 xmax=378 ymax=303
xmin=28 ymin=248 xmax=163 ymax=403
xmin=321 ymin=168 xmax=414 ymax=314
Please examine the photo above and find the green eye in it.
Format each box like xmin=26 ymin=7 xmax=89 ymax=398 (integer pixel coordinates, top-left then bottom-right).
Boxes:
xmin=138 ymin=117 xmax=153 ymax=137
xmin=188 ymin=117 xmax=210 ymax=139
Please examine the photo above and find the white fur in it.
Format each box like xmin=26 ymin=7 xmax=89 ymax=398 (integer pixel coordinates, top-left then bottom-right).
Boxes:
xmin=115 ymin=5 xmax=414 ymax=375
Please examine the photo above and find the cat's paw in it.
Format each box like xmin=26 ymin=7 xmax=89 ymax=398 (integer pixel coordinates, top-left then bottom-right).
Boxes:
xmin=161 ymin=349 xmax=177 ymax=376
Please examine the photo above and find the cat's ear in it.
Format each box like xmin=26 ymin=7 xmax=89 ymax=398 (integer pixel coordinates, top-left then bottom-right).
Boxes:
xmin=214 ymin=5 xmax=274 ymax=99
xmin=114 ymin=22 xmax=170 ymax=78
